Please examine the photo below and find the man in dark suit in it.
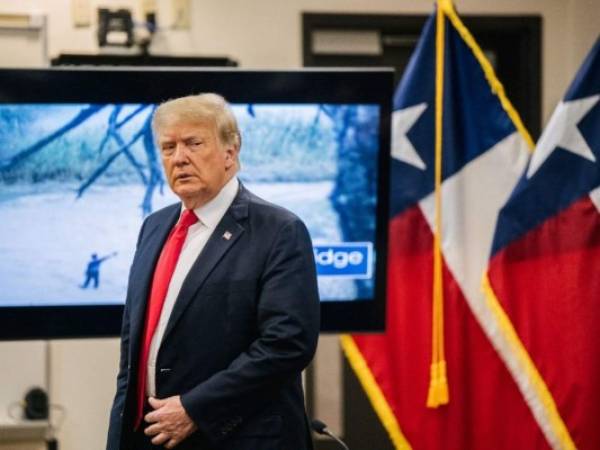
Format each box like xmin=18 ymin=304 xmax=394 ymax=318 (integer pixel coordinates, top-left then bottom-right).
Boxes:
xmin=107 ymin=94 xmax=320 ymax=450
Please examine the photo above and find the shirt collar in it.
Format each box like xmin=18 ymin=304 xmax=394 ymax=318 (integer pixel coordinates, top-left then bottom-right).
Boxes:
xmin=182 ymin=177 xmax=239 ymax=229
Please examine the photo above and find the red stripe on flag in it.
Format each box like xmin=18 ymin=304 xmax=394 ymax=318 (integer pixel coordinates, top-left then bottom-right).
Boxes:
xmin=489 ymin=195 xmax=600 ymax=449
xmin=352 ymin=205 xmax=548 ymax=449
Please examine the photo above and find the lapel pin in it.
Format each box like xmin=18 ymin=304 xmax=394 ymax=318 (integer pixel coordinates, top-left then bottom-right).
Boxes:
xmin=223 ymin=231 xmax=232 ymax=240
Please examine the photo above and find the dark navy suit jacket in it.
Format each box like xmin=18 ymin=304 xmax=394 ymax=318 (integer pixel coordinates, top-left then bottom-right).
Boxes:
xmin=107 ymin=183 xmax=320 ymax=450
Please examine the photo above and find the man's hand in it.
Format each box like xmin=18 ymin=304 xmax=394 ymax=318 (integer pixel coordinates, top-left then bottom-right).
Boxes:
xmin=144 ymin=396 xmax=198 ymax=449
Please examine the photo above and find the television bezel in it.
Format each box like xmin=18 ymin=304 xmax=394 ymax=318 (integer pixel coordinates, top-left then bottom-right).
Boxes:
xmin=0 ymin=67 xmax=392 ymax=338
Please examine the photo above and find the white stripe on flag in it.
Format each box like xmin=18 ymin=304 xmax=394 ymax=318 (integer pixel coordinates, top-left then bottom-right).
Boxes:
xmin=590 ymin=185 xmax=600 ymax=214
xmin=418 ymin=131 xmax=529 ymax=301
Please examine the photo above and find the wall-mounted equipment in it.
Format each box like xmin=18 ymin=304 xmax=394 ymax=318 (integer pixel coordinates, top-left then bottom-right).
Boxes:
xmin=97 ymin=8 xmax=135 ymax=47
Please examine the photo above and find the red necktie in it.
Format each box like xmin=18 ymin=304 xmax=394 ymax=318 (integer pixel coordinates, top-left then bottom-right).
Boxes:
xmin=134 ymin=209 xmax=199 ymax=428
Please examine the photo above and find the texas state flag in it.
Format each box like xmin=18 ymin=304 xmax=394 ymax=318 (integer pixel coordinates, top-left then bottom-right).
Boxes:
xmin=486 ymin=38 xmax=600 ymax=449
xmin=342 ymin=2 xmax=555 ymax=448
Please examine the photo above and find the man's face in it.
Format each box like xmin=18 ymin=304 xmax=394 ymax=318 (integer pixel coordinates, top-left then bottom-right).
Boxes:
xmin=158 ymin=120 xmax=237 ymax=209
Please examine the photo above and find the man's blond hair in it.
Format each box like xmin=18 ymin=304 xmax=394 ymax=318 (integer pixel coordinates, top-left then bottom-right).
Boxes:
xmin=152 ymin=93 xmax=241 ymax=151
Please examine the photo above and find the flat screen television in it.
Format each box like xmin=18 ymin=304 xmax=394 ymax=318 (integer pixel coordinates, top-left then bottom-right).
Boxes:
xmin=0 ymin=68 xmax=392 ymax=338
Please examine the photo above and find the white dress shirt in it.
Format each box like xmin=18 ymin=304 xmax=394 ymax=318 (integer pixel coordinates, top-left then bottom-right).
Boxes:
xmin=146 ymin=176 xmax=239 ymax=396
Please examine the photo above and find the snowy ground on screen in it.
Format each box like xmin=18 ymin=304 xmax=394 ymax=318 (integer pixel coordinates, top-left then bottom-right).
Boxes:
xmin=0 ymin=182 xmax=356 ymax=306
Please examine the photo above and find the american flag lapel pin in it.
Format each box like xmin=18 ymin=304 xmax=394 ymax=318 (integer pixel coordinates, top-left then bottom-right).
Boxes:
xmin=223 ymin=231 xmax=232 ymax=240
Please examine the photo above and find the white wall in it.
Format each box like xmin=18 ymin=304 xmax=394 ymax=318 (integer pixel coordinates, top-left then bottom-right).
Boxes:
xmin=0 ymin=1 xmax=597 ymax=449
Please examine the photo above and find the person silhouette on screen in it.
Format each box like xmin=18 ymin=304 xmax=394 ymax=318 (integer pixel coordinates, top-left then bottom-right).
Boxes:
xmin=81 ymin=252 xmax=117 ymax=289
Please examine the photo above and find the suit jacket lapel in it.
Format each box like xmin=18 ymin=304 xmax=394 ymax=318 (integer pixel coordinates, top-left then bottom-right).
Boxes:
xmin=129 ymin=205 xmax=180 ymax=356
xmin=161 ymin=185 xmax=249 ymax=343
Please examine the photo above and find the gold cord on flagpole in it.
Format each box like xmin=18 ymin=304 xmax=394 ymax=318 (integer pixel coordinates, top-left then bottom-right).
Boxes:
xmin=427 ymin=0 xmax=451 ymax=409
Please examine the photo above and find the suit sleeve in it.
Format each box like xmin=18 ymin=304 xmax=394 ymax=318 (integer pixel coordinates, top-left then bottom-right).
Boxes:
xmin=180 ymin=216 xmax=320 ymax=443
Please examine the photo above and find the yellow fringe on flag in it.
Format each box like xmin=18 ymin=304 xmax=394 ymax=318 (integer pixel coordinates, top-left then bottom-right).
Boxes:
xmin=481 ymin=274 xmax=576 ymax=449
xmin=340 ymin=335 xmax=413 ymax=449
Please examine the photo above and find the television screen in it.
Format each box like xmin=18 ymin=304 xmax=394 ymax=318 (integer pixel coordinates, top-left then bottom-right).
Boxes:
xmin=0 ymin=68 xmax=392 ymax=337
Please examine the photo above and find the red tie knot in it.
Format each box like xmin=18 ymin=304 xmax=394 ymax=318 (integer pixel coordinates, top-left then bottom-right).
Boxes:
xmin=179 ymin=209 xmax=199 ymax=230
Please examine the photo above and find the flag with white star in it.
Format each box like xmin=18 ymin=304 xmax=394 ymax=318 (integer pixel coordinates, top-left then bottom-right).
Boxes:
xmin=487 ymin=37 xmax=600 ymax=449
xmin=343 ymin=2 xmax=556 ymax=448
